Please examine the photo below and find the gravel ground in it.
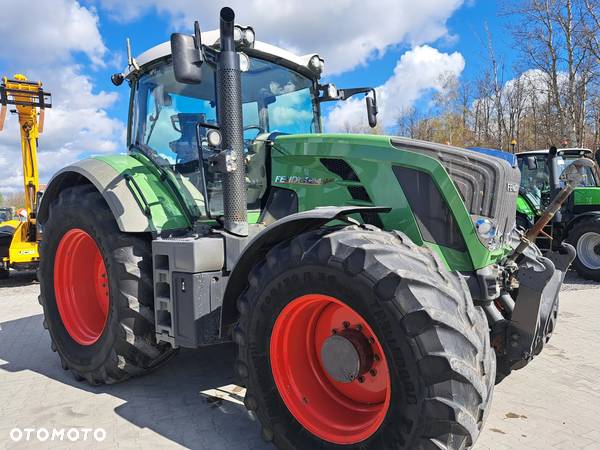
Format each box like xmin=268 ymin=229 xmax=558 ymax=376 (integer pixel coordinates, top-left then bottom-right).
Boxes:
xmin=0 ymin=269 xmax=598 ymax=449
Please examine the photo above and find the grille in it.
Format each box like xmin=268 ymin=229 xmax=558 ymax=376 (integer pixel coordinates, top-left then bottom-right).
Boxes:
xmin=320 ymin=158 xmax=359 ymax=181
xmin=391 ymin=137 xmax=519 ymax=242
xmin=348 ymin=186 xmax=370 ymax=202
xmin=320 ymin=158 xmax=382 ymax=227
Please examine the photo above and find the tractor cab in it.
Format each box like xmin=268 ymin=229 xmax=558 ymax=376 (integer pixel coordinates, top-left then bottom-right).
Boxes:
xmin=517 ymin=148 xmax=598 ymax=221
xmin=120 ymin=29 xmax=376 ymax=228
xmin=516 ymin=148 xmax=600 ymax=279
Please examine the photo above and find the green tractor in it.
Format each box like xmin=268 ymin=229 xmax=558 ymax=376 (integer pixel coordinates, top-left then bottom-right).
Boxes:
xmin=517 ymin=147 xmax=600 ymax=280
xmin=37 ymin=8 xmax=576 ymax=449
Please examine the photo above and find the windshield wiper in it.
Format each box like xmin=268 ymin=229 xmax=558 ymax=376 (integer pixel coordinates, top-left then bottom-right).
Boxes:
xmin=145 ymin=105 xmax=162 ymax=145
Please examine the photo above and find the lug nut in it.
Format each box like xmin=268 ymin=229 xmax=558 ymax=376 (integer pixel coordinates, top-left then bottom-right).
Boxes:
xmin=331 ymin=329 xmax=337 ymax=335
xmin=374 ymin=354 xmax=380 ymax=362
xmin=343 ymin=321 xmax=350 ymax=329
xmin=368 ymin=337 xmax=375 ymax=344
xmin=357 ymin=376 xmax=365 ymax=383
xmin=370 ymin=369 xmax=377 ymax=377
xmin=355 ymin=324 xmax=362 ymax=331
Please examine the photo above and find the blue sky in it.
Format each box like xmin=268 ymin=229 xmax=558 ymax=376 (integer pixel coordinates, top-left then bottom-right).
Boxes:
xmin=89 ymin=1 xmax=514 ymax=123
xmin=0 ymin=0 xmax=517 ymax=192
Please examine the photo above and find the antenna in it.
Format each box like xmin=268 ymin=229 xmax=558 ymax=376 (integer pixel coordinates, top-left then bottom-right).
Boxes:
xmin=126 ymin=38 xmax=140 ymax=72
xmin=194 ymin=21 xmax=202 ymax=48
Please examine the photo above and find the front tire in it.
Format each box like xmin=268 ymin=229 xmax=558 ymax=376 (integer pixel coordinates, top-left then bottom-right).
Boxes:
xmin=236 ymin=226 xmax=495 ymax=449
xmin=39 ymin=184 xmax=174 ymax=384
xmin=567 ymin=218 xmax=600 ymax=281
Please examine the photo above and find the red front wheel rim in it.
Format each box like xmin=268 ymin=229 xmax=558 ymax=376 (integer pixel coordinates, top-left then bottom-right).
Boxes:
xmin=270 ymin=294 xmax=391 ymax=444
xmin=54 ymin=228 xmax=110 ymax=345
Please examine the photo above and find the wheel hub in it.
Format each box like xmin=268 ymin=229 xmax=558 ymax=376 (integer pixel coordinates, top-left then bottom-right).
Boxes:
xmin=270 ymin=294 xmax=391 ymax=445
xmin=54 ymin=228 xmax=109 ymax=345
xmin=576 ymin=231 xmax=600 ymax=270
xmin=321 ymin=328 xmax=374 ymax=383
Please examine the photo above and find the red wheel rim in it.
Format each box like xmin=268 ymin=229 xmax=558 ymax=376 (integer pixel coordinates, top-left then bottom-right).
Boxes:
xmin=270 ymin=294 xmax=391 ymax=444
xmin=54 ymin=228 xmax=109 ymax=345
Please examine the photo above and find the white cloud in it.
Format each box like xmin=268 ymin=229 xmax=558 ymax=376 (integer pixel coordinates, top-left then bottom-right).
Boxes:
xmin=0 ymin=66 xmax=125 ymax=192
xmin=98 ymin=0 xmax=465 ymax=74
xmin=325 ymin=45 xmax=465 ymax=132
xmin=0 ymin=0 xmax=106 ymax=66
xmin=0 ymin=1 xmax=124 ymax=194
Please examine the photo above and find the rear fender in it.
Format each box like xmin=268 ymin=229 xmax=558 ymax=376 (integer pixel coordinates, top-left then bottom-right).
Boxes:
xmin=565 ymin=211 xmax=600 ymax=235
xmin=38 ymin=158 xmax=191 ymax=234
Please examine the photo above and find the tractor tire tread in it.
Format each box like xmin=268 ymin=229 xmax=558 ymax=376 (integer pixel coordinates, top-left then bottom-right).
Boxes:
xmin=237 ymin=225 xmax=495 ymax=449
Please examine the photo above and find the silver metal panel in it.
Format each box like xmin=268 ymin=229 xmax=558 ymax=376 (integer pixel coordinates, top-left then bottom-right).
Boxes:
xmin=391 ymin=137 xmax=520 ymax=242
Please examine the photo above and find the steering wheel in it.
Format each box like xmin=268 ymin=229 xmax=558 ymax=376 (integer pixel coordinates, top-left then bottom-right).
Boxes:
xmin=244 ymin=124 xmax=266 ymax=135
xmin=243 ymin=125 xmax=266 ymax=151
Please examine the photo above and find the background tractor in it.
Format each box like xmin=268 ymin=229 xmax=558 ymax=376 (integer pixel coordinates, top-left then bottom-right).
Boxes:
xmin=37 ymin=8 xmax=575 ymax=449
xmin=517 ymin=147 xmax=600 ymax=280
xmin=0 ymin=75 xmax=51 ymax=278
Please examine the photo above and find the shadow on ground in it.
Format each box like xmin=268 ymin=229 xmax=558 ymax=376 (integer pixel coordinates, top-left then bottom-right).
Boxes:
xmin=0 ymin=270 xmax=37 ymax=288
xmin=0 ymin=313 xmax=269 ymax=449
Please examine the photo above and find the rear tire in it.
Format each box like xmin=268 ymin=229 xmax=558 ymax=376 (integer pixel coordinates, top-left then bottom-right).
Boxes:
xmin=38 ymin=184 xmax=174 ymax=384
xmin=236 ymin=226 xmax=495 ymax=449
xmin=566 ymin=217 xmax=600 ymax=281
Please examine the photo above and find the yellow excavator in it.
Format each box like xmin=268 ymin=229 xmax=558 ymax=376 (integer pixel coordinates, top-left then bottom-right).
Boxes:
xmin=0 ymin=74 xmax=51 ymax=278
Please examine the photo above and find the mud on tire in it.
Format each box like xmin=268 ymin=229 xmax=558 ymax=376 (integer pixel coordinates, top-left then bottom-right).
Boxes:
xmin=38 ymin=184 xmax=174 ymax=384
xmin=236 ymin=226 xmax=496 ymax=449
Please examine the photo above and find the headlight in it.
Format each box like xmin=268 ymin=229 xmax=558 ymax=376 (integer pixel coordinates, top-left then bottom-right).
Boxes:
xmin=233 ymin=26 xmax=243 ymax=42
xmin=238 ymin=52 xmax=250 ymax=72
xmin=206 ymin=129 xmax=222 ymax=148
xmin=327 ymin=83 xmax=338 ymax=99
xmin=243 ymin=28 xmax=255 ymax=47
xmin=475 ymin=218 xmax=497 ymax=239
xmin=309 ymin=55 xmax=324 ymax=75
xmin=234 ymin=26 xmax=255 ymax=47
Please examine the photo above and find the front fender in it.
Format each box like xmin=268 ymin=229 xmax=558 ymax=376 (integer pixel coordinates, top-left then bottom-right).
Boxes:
xmin=220 ymin=206 xmax=390 ymax=332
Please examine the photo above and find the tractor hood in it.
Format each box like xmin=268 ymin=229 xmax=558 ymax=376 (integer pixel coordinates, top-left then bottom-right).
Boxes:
xmin=271 ymin=133 xmax=520 ymax=271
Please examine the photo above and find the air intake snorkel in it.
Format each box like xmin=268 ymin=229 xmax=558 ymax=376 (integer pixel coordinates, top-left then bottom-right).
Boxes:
xmin=216 ymin=7 xmax=248 ymax=236
xmin=170 ymin=7 xmax=248 ymax=236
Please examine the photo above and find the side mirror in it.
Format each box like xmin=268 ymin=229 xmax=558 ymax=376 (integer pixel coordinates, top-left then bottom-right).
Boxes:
xmin=317 ymin=84 xmax=378 ymax=128
xmin=171 ymin=22 xmax=204 ymax=84
xmin=366 ymin=95 xmax=378 ymax=128
xmin=526 ymin=156 xmax=537 ymax=170
xmin=594 ymin=150 xmax=600 ymax=168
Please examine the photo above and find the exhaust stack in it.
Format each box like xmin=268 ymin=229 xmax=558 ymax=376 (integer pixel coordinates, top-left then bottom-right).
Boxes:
xmin=217 ymin=7 xmax=248 ymax=236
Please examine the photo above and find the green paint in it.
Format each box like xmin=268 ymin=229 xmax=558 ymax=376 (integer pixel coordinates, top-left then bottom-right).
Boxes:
xmin=94 ymin=154 xmax=191 ymax=232
xmin=247 ymin=211 xmax=261 ymax=224
xmin=272 ymin=134 xmax=507 ymax=271
xmin=516 ymin=195 xmax=535 ymax=221
xmin=92 ymin=132 xmax=513 ymax=272
xmin=573 ymin=187 xmax=600 ymax=206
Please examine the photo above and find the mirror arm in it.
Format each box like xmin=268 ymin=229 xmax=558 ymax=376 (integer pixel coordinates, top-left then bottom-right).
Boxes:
xmin=338 ymin=87 xmax=373 ymax=100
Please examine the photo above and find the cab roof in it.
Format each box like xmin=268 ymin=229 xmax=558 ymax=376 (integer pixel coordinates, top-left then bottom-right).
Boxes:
xmin=124 ymin=28 xmax=321 ymax=80
xmin=517 ymin=148 xmax=592 ymax=157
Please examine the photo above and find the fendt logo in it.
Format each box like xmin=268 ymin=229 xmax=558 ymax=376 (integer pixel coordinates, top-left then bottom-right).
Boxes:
xmin=507 ymin=182 xmax=519 ymax=193
xmin=274 ymin=175 xmax=334 ymax=185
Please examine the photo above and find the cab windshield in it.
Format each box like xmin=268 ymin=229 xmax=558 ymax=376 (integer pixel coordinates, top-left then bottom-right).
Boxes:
xmin=557 ymin=155 xmax=598 ymax=187
xmin=130 ymin=57 xmax=318 ymax=219
xmin=518 ymin=153 xmax=598 ymax=212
